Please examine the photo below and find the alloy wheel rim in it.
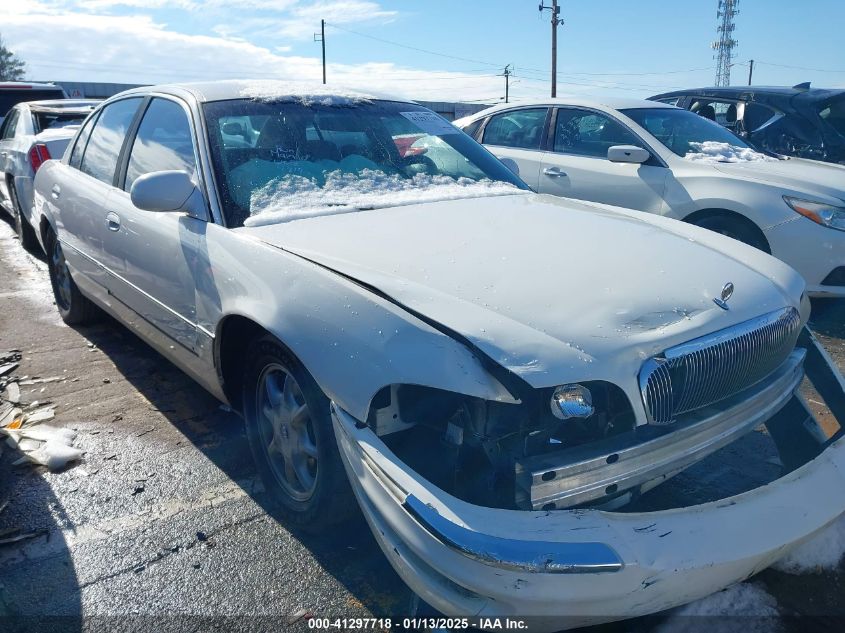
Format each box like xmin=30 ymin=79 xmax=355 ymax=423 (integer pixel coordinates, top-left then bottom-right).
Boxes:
xmin=51 ymin=240 xmax=72 ymax=310
xmin=255 ymin=364 xmax=318 ymax=501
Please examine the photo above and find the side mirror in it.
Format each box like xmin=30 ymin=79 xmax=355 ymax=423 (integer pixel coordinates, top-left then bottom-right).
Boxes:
xmin=607 ymin=145 xmax=650 ymax=164
xmin=130 ymin=170 xmax=205 ymax=218
xmin=222 ymin=122 xmax=245 ymax=137
xmin=499 ymin=157 xmax=520 ymax=175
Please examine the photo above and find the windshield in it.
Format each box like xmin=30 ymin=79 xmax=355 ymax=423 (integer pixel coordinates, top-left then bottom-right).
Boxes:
xmin=203 ymin=99 xmax=528 ymax=227
xmin=621 ymin=107 xmax=776 ymax=163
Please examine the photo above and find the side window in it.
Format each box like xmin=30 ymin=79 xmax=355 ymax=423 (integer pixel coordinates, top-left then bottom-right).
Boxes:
xmin=0 ymin=109 xmax=19 ymax=140
xmin=742 ymin=102 xmax=779 ymax=133
xmin=482 ymin=108 xmax=547 ymax=149
xmin=690 ymin=99 xmax=745 ymax=130
xmin=553 ymin=109 xmax=640 ymax=157
xmin=654 ymin=97 xmax=682 ymax=106
xmin=69 ymin=113 xmax=100 ymax=169
xmin=125 ymin=98 xmax=197 ymax=191
xmin=461 ymin=119 xmax=482 ymax=139
xmin=80 ymin=98 xmax=142 ymax=185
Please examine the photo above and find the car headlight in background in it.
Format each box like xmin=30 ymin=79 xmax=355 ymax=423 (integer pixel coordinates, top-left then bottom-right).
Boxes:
xmin=551 ymin=384 xmax=595 ymax=420
xmin=784 ymin=196 xmax=845 ymax=232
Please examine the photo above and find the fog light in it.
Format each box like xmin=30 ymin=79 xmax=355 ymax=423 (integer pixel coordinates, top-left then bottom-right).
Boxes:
xmin=551 ymin=384 xmax=594 ymax=420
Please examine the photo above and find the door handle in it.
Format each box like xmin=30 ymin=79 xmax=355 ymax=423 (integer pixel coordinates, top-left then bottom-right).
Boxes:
xmin=106 ymin=212 xmax=121 ymax=232
xmin=543 ymin=166 xmax=568 ymax=178
xmin=51 ymin=184 xmax=61 ymax=199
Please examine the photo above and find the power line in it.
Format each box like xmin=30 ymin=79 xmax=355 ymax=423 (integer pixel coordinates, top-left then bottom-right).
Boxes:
xmin=755 ymin=60 xmax=845 ymax=73
xmin=325 ymin=22 xmax=505 ymax=69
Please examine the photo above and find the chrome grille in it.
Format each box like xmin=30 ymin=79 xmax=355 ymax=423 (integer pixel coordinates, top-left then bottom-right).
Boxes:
xmin=640 ymin=307 xmax=802 ymax=424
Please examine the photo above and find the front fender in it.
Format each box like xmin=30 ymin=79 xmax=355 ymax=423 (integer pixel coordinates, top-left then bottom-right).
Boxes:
xmin=202 ymin=227 xmax=516 ymax=420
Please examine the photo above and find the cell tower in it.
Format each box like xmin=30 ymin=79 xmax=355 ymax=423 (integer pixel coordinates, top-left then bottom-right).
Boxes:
xmin=712 ymin=0 xmax=739 ymax=86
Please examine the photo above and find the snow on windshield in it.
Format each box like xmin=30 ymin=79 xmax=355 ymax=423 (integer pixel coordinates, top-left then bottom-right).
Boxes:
xmin=243 ymin=169 xmax=522 ymax=227
xmin=684 ymin=141 xmax=778 ymax=164
xmin=239 ymin=80 xmax=377 ymax=107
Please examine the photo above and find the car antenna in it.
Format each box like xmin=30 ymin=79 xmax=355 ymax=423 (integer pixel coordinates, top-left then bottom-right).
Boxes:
xmin=792 ymin=82 xmax=811 ymax=91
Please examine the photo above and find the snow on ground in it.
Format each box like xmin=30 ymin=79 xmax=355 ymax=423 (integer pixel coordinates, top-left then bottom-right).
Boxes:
xmin=239 ymin=80 xmax=378 ymax=106
xmin=772 ymin=513 xmax=845 ymax=574
xmin=243 ymin=169 xmax=522 ymax=226
xmin=655 ymin=582 xmax=782 ymax=633
xmin=684 ymin=141 xmax=778 ymax=164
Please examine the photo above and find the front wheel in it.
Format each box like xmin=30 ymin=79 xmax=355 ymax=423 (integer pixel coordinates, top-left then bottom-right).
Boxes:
xmin=242 ymin=334 xmax=355 ymax=531
xmin=691 ymin=214 xmax=769 ymax=253
xmin=46 ymin=228 xmax=99 ymax=325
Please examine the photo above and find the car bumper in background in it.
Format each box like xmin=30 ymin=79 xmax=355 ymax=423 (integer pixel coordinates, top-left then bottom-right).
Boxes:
xmin=766 ymin=216 xmax=845 ymax=298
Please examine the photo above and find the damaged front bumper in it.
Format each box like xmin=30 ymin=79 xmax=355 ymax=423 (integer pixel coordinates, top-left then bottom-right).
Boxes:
xmin=331 ymin=329 xmax=845 ymax=631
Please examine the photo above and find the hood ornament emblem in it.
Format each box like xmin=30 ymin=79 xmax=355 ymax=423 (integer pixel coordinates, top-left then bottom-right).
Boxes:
xmin=713 ymin=282 xmax=734 ymax=310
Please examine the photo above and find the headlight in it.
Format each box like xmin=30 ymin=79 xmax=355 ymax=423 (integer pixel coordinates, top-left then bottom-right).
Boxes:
xmin=551 ymin=384 xmax=595 ymax=420
xmin=784 ymin=196 xmax=845 ymax=232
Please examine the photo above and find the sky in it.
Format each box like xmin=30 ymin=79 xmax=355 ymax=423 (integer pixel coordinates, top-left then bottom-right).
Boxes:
xmin=2 ymin=0 xmax=844 ymax=104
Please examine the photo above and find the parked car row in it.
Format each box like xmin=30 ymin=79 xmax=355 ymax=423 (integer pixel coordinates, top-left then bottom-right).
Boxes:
xmin=9 ymin=79 xmax=843 ymax=630
xmin=454 ymin=96 xmax=845 ymax=297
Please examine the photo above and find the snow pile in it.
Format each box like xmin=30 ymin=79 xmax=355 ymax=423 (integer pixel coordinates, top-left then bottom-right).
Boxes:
xmin=772 ymin=513 xmax=845 ymax=573
xmin=684 ymin=141 xmax=778 ymax=164
xmin=239 ymin=80 xmax=377 ymax=106
xmin=244 ymin=169 xmax=522 ymax=226
xmin=656 ymin=583 xmax=782 ymax=633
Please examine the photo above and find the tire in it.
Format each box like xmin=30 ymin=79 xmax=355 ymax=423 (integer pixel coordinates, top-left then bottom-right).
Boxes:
xmin=242 ymin=334 xmax=355 ymax=531
xmin=690 ymin=214 xmax=769 ymax=253
xmin=45 ymin=227 xmax=99 ymax=325
xmin=9 ymin=181 xmax=39 ymax=252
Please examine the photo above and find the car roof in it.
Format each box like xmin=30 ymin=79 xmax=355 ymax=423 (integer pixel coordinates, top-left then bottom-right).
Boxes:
xmin=651 ymin=85 xmax=845 ymax=101
xmin=458 ymin=96 xmax=676 ymax=120
xmin=28 ymin=99 xmax=100 ymax=112
xmin=0 ymin=82 xmax=65 ymax=92
xmin=113 ymin=79 xmax=411 ymax=105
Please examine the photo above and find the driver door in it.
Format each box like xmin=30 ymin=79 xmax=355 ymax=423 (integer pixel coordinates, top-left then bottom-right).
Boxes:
xmin=538 ymin=107 xmax=668 ymax=213
xmin=103 ymin=97 xmax=206 ymax=353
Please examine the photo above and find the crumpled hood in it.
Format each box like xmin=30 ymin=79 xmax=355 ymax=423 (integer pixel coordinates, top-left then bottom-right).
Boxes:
xmin=240 ymin=193 xmax=803 ymax=387
xmin=715 ymin=157 xmax=845 ymax=203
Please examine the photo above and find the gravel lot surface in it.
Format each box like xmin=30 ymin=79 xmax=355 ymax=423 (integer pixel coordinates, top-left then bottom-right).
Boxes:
xmin=0 ymin=213 xmax=842 ymax=633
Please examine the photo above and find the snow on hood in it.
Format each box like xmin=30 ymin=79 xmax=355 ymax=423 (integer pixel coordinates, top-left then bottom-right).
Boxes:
xmin=243 ymin=169 xmax=523 ymax=227
xmin=239 ymin=80 xmax=378 ymax=106
xmin=684 ymin=141 xmax=778 ymax=164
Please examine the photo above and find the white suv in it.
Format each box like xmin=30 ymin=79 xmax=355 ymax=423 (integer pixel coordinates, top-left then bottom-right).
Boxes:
xmin=456 ymin=98 xmax=845 ymax=297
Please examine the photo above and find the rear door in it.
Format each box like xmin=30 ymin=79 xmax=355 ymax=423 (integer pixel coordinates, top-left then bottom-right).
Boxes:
xmin=479 ymin=107 xmax=549 ymax=189
xmin=103 ymin=96 xmax=205 ymax=352
xmin=54 ymin=97 xmax=143 ymax=290
xmin=537 ymin=107 xmax=668 ymax=213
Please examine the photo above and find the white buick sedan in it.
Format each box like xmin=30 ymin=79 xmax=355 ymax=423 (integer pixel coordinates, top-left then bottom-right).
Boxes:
xmin=32 ymin=81 xmax=845 ymax=629
xmin=455 ymin=98 xmax=845 ymax=297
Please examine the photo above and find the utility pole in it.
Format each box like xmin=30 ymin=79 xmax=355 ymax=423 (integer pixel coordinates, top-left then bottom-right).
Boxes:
xmin=711 ymin=0 xmax=739 ymax=86
xmin=539 ymin=1 xmax=563 ymax=97
xmin=314 ymin=19 xmax=326 ymax=84
xmin=502 ymin=65 xmax=511 ymax=103
xmin=747 ymin=59 xmax=754 ymax=85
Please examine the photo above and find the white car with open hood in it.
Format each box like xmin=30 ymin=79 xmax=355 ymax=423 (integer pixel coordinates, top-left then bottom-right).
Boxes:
xmin=455 ymin=98 xmax=845 ymax=298
xmin=31 ymin=81 xmax=845 ymax=629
